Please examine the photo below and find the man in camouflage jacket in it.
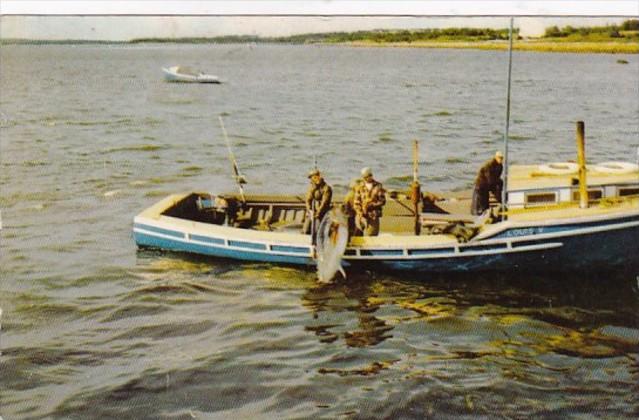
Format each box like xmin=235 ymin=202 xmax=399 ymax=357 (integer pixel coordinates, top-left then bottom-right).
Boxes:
xmin=353 ymin=167 xmax=386 ymax=236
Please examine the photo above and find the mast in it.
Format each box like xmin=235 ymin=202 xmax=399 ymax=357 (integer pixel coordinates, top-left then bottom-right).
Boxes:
xmin=502 ymin=17 xmax=514 ymax=219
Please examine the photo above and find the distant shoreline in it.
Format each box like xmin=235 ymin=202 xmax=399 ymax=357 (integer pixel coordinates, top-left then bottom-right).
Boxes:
xmin=2 ymin=39 xmax=637 ymax=54
xmin=345 ymin=40 xmax=639 ymax=54
xmin=3 ymin=21 xmax=638 ymax=55
xmin=0 ymin=39 xmax=639 ymax=54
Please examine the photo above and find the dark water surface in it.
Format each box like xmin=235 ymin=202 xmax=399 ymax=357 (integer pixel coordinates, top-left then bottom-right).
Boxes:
xmin=1 ymin=44 xmax=638 ymax=418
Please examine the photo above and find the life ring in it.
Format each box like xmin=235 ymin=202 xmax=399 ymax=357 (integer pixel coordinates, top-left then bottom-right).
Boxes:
xmin=537 ymin=162 xmax=579 ymax=175
xmin=592 ymin=161 xmax=639 ymax=175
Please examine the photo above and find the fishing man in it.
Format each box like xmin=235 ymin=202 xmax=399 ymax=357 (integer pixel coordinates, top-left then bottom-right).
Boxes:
xmin=303 ymin=169 xmax=333 ymax=235
xmin=340 ymin=179 xmax=362 ymax=238
xmin=353 ymin=167 xmax=386 ymax=236
xmin=471 ymin=151 xmax=504 ymax=215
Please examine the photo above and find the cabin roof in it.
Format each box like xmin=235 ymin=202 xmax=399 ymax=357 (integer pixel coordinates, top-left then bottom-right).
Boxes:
xmin=508 ymin=164 xmax=639 ymax=191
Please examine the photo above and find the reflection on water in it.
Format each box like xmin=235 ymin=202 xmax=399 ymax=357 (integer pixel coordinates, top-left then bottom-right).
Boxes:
xmin=3 ymin=248 xmax=639 ymax=418
xmin=304 ymin=279 xmax=394 ymax=348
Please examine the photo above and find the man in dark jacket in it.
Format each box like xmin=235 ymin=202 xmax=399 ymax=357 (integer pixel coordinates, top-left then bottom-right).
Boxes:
xmin=302 ymin=169 xmax=333 ymax=235
xmin=471 ymin=151 xmax=504 ymax=215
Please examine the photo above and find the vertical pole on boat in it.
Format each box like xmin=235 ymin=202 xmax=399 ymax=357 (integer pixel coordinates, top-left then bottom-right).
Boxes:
xmin=412 ymin=140 xmax=419 ymax=182
xmin=576 ymin=121 xmax=588 ymax=209
xmin=310 ymin=155 xmax=318 ymax=258
xmin=502 ymin=17 xmax=514 ymax=220
xmin=411 ymin=139 xmax=422 ymax=235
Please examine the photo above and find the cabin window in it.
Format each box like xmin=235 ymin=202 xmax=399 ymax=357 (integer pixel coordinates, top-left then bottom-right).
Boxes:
xmin=524 ymin=192 xmax=557 ymax=206
xmin=619 ymin=187 xmax=639 ymax=197
xmin=571 ymin=189 xmax=603 ymax=201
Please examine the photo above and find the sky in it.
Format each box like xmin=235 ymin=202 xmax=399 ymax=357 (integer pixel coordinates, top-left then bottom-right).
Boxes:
xmin=0 ymin=1 xmax=636 ymax=40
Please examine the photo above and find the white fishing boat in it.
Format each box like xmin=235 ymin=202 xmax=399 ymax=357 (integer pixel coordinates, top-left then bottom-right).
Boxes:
xmin=136 ymin=22 xmax=638 ymax=279
xmin=133 ymin=156 xmax=639 ymax=275
xmin=162 ymin=66 xmax=221 ymax=83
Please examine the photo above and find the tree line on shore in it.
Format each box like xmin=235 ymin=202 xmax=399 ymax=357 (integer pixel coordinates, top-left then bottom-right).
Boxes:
xmin=127 ymin=27 xmax=519 ymax=44
xmin=126 ymin=19 xmax=639 ymax=44
xmin=132 ymin=19 xmax=637 ymax=44
xmin=544 ymin=19 xmax=639 ymax=40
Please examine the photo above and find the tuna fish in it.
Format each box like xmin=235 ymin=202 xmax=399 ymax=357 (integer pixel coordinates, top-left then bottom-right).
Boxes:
xmin=315 ymin=208 xmax=349 ymax=283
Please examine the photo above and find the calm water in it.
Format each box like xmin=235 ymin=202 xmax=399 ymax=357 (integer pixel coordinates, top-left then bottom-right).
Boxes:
xmin=1 ymin=44 xmax=638 ymax=419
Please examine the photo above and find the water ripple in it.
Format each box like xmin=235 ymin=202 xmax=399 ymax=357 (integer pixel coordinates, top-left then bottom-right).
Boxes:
xmin=1 ymin=43 xmax=638 ymax=419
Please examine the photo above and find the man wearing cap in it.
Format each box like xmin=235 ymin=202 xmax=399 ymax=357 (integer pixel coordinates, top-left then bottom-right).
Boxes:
xmin=302 ymin=169 xmax=333 ymax=235
xmin=471 ymin=151 xmax=504 ymax=215
xmin=353 ymin=168 xmax=386 ymax=236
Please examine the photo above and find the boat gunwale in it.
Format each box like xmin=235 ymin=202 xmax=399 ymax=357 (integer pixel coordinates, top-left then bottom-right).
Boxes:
xmin=162 ymin=67 xmax=220 ymax=83
xmin=475 ymin=202 xmax=639 ymax=241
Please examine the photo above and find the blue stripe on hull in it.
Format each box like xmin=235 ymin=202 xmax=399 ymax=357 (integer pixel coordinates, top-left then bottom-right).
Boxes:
xmin=133 ymin=223 xmax=184 ymax=238
xmin=490 ymin=215 xmax=639 ymax=239
xmin=353 ymin=224 xmax=639 ymax=273
xmin=349 ymin=248 xmax=554 ymax=273
xmin=134 ymin=231 xmax=313 ymax=265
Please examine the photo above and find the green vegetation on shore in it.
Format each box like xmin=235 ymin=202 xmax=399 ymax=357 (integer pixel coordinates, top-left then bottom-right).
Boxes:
xmin=2 ymin=19 xmax=637 ymax=54
xmin=347 ymin=40 xmax=637 ymax=54
xmin=543 ymin=19 xmax=639 ymax=40
xmin=327 ymin=19 xmax=638 ymax=53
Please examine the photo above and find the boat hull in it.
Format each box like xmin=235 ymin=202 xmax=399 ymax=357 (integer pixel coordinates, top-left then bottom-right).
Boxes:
xmin=162 ymin=67 xmax=220 ymax=83
xmin=134 ymin=227 xmax=312 ymax=266
xmin=133 ymin=212 xmax=639 ymax=273
xmin=346 ymin=224 xmax=639 ymax=273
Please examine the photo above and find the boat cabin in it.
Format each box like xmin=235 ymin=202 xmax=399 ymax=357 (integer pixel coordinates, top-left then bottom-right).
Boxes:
xmin=506 ymin=164 xmax=639 ymax=209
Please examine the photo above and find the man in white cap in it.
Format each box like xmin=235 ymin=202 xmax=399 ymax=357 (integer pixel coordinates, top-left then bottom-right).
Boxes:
xmin=471 ymin=151 xmax=504 ymax=215
xmin=353 ymin=167 xmax=386 ymax=236
xmin=302 ymin=169 xmax=333 ymax=235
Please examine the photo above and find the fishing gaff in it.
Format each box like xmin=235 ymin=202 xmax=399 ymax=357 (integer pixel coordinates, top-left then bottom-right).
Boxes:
xmin=219 ymin=115 xmax=247 ymax=203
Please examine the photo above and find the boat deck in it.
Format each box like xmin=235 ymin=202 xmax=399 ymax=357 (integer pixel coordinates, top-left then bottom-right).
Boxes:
xmin=138 ymin=190 xmax=638 ymax=247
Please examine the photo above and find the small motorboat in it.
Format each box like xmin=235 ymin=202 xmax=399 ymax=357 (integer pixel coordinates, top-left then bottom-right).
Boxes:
xmin=162 ymin=66 xmax=221 ymax=84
